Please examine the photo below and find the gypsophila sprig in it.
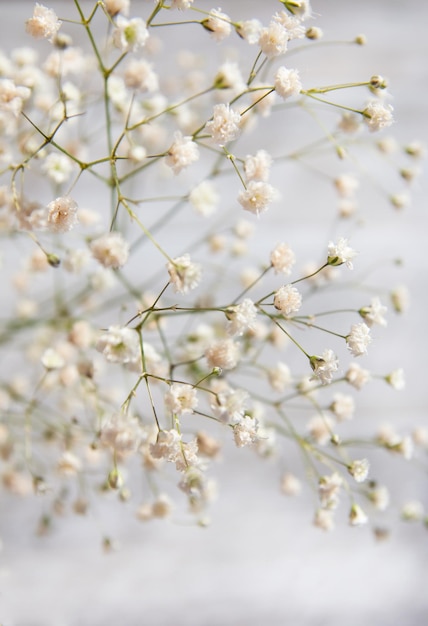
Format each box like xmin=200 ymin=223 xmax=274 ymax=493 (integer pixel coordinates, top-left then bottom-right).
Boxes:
xmin=0 ymin=0 xmax=422 ymax=546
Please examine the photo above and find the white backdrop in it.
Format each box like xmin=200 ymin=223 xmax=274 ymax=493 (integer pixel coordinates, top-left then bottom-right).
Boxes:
xmin=0 ymin=2 xmax=427 ymax=625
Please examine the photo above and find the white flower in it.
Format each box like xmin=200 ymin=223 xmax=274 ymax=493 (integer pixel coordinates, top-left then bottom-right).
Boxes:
xmin=244 ymin=150 xmax=273 ymax=182
xmin=57 ymin=451 xmax=82 ymax=476
xmin=41 ymin=348 xmax=65 ymax=371
xmin=205 ymin=338 xmax=240 ymax=371
xmin=214 ymin=61 xmax=245 ymax=92
xmin=267 ymin=362 xmax=292 ymax=392
xmin=26 ymin=3 xmax=61 ymax=41
xmin=273 ymin=12 xmax=306 ymax=39
xmin=165 ymin=131 xmax=199 ymax=174
xmin=165 ymin=383 xmax=198 ymax=416
xmin=150 ymin=429 xmax=199 ymax=472
xmin=330 ymin=392 xmax=355 ymax=421
xmin=189 ymin=181 xmax=219 ymax=216
xmin=238 ymin=181 xmax=278 ymax=216
xmin=390 ymin=285 xmax=410 ymax=313
xmin=348 ymin=458 xmax=370 ymax=483
xmin=345 ymin=362 xmax=371 ymax=390
xmin=0 ymin=79 xmax=31 ymax=117
xmin=206 ymin=103 xmax=241 ymax=146
xmin=167 ymin=253 xmax=201 ymax=294
xmin=170 ymin=0 xmax=194 ymax=9
xmin=349 ymin=503 xmax=368 ymax=526
xmin=359 ymin=297 xmax=387 ymax=327
xmin=226 ymin=299 xmax=258 ymax=336
xmin=284 ymin=0 xmax=312 ymax=19
xmin=307 ymin=415 xmax=334 ymax=446
xmin=47 ymin=196 xmax=79 ymax=233
xmin=235 ymin=19 xmax=263 ymax=44
xmin=42 ymin=153 xmax=73 ymax=185
xmin=313 ymin=508 xmax=335 ymax=531
xmin=274 ymin=67 xmax=302 ymax=99
xmin=104 ymin=0 xmax=130 ymax=17
xmin=113 ymin=16 xmax=149 ymax=52
xmin=124 ymin=59 xmax=158 ymax=92
xmin=327 ymin=237 xmax=357 ymax=269
xmin=90 ymin=232 xmax=130 ymax=268
xmin=100 ymin=412 xmax=141 ymax=455
xmin=334 ymin=173 xmax=359 ymax=198
xmin=363 ymin=101 xmax=394 ymax=132
xmin=318 ymin=472 xmax=342 ymax=509
xmin=368 ymin=485 xmax=390 ymax=511
xmin=259 ymin=22 xmax=289 ymax=58
xmin=202 ymin=8 xmax=232 ymax=42
xmin=270 ymin=242 xmax=296 ymax=275
xmin=210 ymin=383 xmax=248 ymax=422
xmin=346 ymin=322 xmax=371 ymax=357
xmin=280 ymin=472 xmax=301 ymax=496
xmin=96 ymin=326 xmax=139 ymax=364
xmin=385 ymin=368 xmax=405 ymax=390
xmin=310 ymin=349 xmax=339 ymax=385
xmin=401 ymin=500 xmax=424 ymax=522
xmin=274 ymin=284 xmax=302 ymax=316
xmin=233 ymin=415 xmax=259 ymax=448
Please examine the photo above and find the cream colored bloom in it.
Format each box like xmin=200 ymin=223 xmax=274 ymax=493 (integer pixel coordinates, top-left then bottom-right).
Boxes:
xmin=26 ymin=3 xmax=61 ymax=41
xmin=90 ymin=232 xmax=129 ymax=268
xmin=274 ymin=67 xmax=302 ymax=99
xmin=165 ymin=131 xmax=199 ymax=174
xmin=47 ymin=196 xmax=78 ymax=233
xmin=206 ymin=103 xmax=241 ymax=146
xmin=167 ymin=254 xmax=201 ymax=293
xmin=274 ymin=284 xmax=302 ymax=316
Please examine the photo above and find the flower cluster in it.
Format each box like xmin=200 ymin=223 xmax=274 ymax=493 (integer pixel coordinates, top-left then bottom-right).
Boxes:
xmin=0 ymin=0 xmax=423 ymax=546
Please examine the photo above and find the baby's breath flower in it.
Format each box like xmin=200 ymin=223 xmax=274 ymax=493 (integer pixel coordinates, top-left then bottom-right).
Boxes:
xmin=201 ymin=8 xmax=232 ymax=42
xmin=273 ymin=284 xmax=302 ymax=316
xmin=104 ymin=0 xmax=130 ymax=17
xmin=274 ymin=67 xmax=302 ymax=100
xmin=164 ymin=383 xmax=198 ymax=416
xmin=213 ymin=61 xmax=245 ymax=92
xmin=167 ymin=253 xmax=201 ymax=294
xmin=170 ymin=0 xmax=194 ymax=9
xmin=280 ymin=472 xmax=301 ymax=496
xmin=334 ymin=173 xmax=359 ymax=198
xmin=349 ymin=503 xmax=368 ymax=526
xmin=26 ymin=3 xmax=61 ymax=41
xmin=348 ymin=458 xmax=370 ymax=483
xmin=327 ymin=237 xmax=357 ymax=269
xmin=205 ymin=338 xmax=240 ymax=371
xmin=273 ymin=11 xmax=306 ymax=39
xmin=235 ymin=19 xmax=263 ymax=44
xmin=363 ymin=101 xmax=394 ymax=132
xmin=0 ymin=78 xmax=31 ymax=117
xmin=189 ymin=181 xmax=219 ymax=216
xmin=368 ymin=485 xmax=390 ymax=511
xmin=226 ymin=298 xmax=257 ymax=337
xmin=96 ymin=326 xmax=139 ymax=365
xmin=112 ymin=16 xmax=149 ymax=53
xmin=100 ymin=412 xmax=141 ymax=455
xmin=267 ymin=362 xmax=292 ymax=392
xmin=346 ymin=322 xmax=371 ymax=357
xmin=259 ymin=22 xmax=289 ymax=59
xmin=330 ymin=392 xmax=355 ymax=421
xmin=237 ymin=181 xmax=278 ymax=216
xmin=313 ymin=508 xmax=335 ymax=531
xmin=244 ymin=150 xmax=273 ymax=182
xmin=307 ymin=414 xmax=334 ymax=446
xmin=345 ymin=362 xmax=371 ymax=389
xmin=46 ymin=196 xmax=78 ymax=233
xmin=270 ymin=242 xmax=296 ymax=275
xmin=310 ymin=349 xmax=339 ymax=385
xmin=90 ymin=232 xmax=130 ymax=269
xmin=385 ymin=368 xmax=405 ymax=390
xmin=165 ymin=131 xmax=200 ymax=175
xmin=210 ymin=383 xmax=248 ymax=422
xmin=359 ymin=297 xmax=387 ymax=327
xmin=318 ymin=472 xmax=342 ymax=509
xmin=233 ymin=415 xmax=259 ymax=448
xmin=42 ymin=153 xmax=74 ymax=185
xmin=124 ymin=59 xmax=159 ymax=92
xmin=206 ymin=103 xmax=241 ymax=146
xmin=390 ymin=285 xmax=410 ymax=313
xmin=401 ymin=500 xmax=424 ymax=522
xmin=41 ymin=347 xmax=65 ymax=371
xmin=57 ymin=451 xmax=82 ymax=476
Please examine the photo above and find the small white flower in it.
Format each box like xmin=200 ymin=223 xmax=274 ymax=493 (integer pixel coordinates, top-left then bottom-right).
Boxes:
xmin=165 ymin=383 xmax=198 ymax=416
xmin=310 ymin=349 xmax=339 ymax=385
xmin=280 ymin=472 xmax=301 ymax=496
xmin=345 ymin=362 xmax=371 ymax=390
xmin=165 ymin=131 xmax=199 ymax=175
xmin=318 ymin=472 xmax=342 ymax=509
xmin=238 ymin=181 xmax=278 ymax=216
xmin=205 ymin=338 xmax=240 ymax=371
xmin=359 ymin=297 xmax=387 ymax=327
xmin=368 ymin=485 xmax=390 ymax=511
xmin=113 ymin=16 xmax=149 ymax=53
xmin=167 ymin=253 xmax=201 ymax=294
xmin=327 ymin=237 xmax=357 ymax=269
xmin=104 ymin=0 xmax=130 ymax=17
xmin=363 ymin=101 xmax=394 ymax=132
xmin=42 ymin=153 xmax=73 ymax=185
xmin=307 ymin=415 xmax=334 ymax=446
xmin=348 ymin=458 xmax=370 ymax=483
xmin=390 ymin=285 xmax=410 ymax=313
xmin=244 ymin=150 xmax=273 ymax=182
xmin=233 ymin=415 xmax=259 ymax=448
xmin=26 ymin=3 xmax=61 ymax=41
xmin=226 ymin=299 xmax=258 ymax=337
xmin=90 ymin=232 xmax=130 ymax=269
xmin=267 ymin=362 xmax=292 ymax=392
xmin=330 ymin=392 xmax=355 ymax=421
xmin=206 ymin=103 xmax=241 ymax=146
xmin=47 ymin=196 xmax=78 ymax=233
xmin=235 ymin=19 xmax=263 ymax=44
xmin=349 ymin=503 xmax=368 ymax=526
xmin=170 ymin=0 xmax=194 ymax=9
xmin=385 ymin=368 xmax=405 ymax=390
xmin=346 ymin=322 xmax=371 ymax=357
xmin=100 ymin=412 xmax=141 ymax=455
xmin=259 ymin=21 xmax=288 ymax=58
xmin=401 ymin=500 xmax=424 ymax=522
xmin=189 ymin=181 xmax=219 ymax=216
xmin=124 ymin=59 xmax=158 ymax=92
xmin=202 ymin=8 xmax=231 ymax=41
xmin=313 ymin=508 xmax=335 ymax=531
xmin=57 ymin=451 xmax=82 ymax=476
xmin=41 ymin=348 xmax=65 ymax=371
xmin=270 ymin=242 xmax=296 ymax=275
xmin=334 ymin=173 xmax=359 ymax=198
xmin=273 ymin=11 xmax=306 ymax=39
xmin=274 ymin=284 xmax=302 ymax=316
xmin=274 ymin=67 xmax=302 ymax=100
xmin=96 ymin=326 xmax=139 ymax=364
xmin=214 ymin=61 xmax=245 ymax=92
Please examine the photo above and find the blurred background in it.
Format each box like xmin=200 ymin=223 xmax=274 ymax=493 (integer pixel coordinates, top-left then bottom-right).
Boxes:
xmin=0 ymin=2 xmax=427 ymax=625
